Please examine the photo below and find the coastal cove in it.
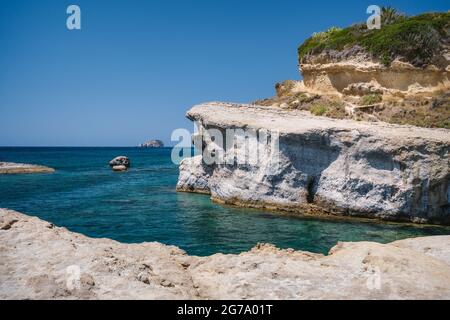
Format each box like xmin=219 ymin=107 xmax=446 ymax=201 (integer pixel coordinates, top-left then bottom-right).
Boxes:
xmin=1 ymin=147 xmax=449 ymax=256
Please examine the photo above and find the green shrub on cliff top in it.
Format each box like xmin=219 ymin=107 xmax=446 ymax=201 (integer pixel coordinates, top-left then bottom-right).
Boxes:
xmin=361 ymin=94 xmax=382 ymax=105
xmin=380 ymin=6 xmax=406 ymax=25
xmin=310 ymin=104 xmax=328 ymax=116
xmin=298 ymin=11 xmax=450 ymax=67
xmin=298 ymin=27 xmax=357 ymax=58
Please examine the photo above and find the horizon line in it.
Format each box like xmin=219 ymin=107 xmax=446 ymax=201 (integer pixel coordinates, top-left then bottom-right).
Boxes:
xmin=0 ymin=145 xmax=180 ymax=148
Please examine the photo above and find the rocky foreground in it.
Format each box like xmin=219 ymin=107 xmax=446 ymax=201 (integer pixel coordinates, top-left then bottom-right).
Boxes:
xmin=0 ymin=162 xmax=55 ymax=174
xmin=1 ymin=208 xmax=450 ymax=299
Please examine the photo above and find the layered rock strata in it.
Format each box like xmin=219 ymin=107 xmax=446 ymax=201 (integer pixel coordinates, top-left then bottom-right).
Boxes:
xmin=300 ymin=53 xmax=449 ymax=99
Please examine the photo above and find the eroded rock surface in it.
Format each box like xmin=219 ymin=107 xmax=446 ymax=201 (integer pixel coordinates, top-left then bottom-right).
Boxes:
xmin=1 ymin=208 xmax=450 ymax=299
xmin=177 ymin=155 xmax=211 ymax=194
xmin=300 ymin=54 xmax=449 ymax=99
xmin=177 ymin=102 xmax=450 ymax=224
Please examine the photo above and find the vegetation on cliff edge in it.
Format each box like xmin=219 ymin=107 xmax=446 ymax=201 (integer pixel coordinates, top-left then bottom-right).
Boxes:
xmin=298 ymin=9 xmax=450 ymax=67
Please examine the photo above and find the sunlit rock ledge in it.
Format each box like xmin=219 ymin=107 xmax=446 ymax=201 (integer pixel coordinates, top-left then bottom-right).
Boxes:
xmin=1 ymin=208 xmax=450 ymax=299
xmin=0 ymin=162 xmax=55 ymax=174
xmin=177 ymin=102 xmax=450 ymax=225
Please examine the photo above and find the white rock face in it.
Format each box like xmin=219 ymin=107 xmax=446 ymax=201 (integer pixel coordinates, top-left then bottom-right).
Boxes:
xmin=1 ymin=208 xmax=450 ymax=299
xmin=177 ymin=102 xmax=450 ymax=224
xmin=177 ymin=156 xmax=211 ymax=194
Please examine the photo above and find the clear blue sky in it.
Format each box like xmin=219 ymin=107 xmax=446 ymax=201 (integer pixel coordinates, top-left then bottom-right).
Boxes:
xmin=0 ymin=0 xmax=448 ymax=146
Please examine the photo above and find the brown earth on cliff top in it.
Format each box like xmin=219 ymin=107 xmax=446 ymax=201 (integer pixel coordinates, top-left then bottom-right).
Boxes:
xmin=254 ymin=10 xmax=450 ymax=129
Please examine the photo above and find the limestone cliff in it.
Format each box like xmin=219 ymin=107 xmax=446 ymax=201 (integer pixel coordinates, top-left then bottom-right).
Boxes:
xmin=177 ymin=103 xmax=450 ymax=225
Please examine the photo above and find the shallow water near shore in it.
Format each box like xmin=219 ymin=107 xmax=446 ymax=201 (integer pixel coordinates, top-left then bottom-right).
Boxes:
xmin=1 ymin=147 xmax=449 ymax=256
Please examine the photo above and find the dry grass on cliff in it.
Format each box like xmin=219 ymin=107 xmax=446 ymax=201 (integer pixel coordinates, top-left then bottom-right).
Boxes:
xmin=253 ymin=85 xmax=450 ymax=129
xmin=380 ymin=94 xmax=450 ymax=129
xmin=253 ymin=91 xmax=348 ymax=120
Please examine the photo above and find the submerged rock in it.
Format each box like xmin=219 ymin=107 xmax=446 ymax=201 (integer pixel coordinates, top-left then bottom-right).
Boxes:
xmin=177 ymin=102 xmax=450 ymax=225
xmin=109 ymin=156 xmax=130 ymax=168
xmin=1 ymin=208 xmax=450 ymax=299
xmin=112 ymin=165 xmax=127 ymax=172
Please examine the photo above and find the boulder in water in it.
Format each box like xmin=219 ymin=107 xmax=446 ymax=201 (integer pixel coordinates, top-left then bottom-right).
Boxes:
xmin=109 ymin=156 xmax=130 ymax=168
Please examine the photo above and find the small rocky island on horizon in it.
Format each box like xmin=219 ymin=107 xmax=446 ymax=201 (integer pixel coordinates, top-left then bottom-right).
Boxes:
xmin=139 ymin=139 xmax=164 ymax=148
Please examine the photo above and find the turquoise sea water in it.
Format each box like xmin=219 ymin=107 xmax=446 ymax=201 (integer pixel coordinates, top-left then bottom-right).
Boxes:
xmin=1 ymin=147 xmax=449 ymax=256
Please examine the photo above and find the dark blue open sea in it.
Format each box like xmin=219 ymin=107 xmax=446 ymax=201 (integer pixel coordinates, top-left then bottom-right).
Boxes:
xmin=1 ymin=147 xmax=449 ymax=256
